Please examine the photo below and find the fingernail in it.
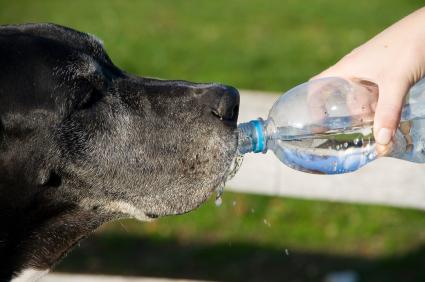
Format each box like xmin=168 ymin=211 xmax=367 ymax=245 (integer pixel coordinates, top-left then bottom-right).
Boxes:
xmin=377 ymin=128 xmax=393 ymax=145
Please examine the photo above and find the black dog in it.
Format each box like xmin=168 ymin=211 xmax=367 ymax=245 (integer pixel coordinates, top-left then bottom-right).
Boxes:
xmin=0 ymin=23 xmax=239 ymax=282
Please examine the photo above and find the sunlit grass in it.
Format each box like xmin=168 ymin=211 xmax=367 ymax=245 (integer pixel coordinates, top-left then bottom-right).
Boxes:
xmin=0 ymin=0 xmax=422 ymax=91
xmin=58 ymin=193 xmax=425 ymax=281
xmin=100 ymin=192 xmax=425 ymax=258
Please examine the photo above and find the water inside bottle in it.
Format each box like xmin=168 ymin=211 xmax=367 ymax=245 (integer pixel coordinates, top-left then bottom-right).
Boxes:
xmin=271 ymin=116 xmax=425 ymax=174
xmin=272 ymin=124 xmax=377 ymax=174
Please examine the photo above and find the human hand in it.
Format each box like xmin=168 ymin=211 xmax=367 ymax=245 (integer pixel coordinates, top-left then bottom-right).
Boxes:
xmin=313 ymin=7 xmax=425 ymax=146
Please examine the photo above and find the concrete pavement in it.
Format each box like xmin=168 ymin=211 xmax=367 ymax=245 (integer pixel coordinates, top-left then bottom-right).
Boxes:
xmin=227 ymin=90 xmax=425 ymax=210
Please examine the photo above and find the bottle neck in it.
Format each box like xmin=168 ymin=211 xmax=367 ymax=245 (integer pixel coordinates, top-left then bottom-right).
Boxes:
xmin=237 ymin=119 xmax=268 ymax=154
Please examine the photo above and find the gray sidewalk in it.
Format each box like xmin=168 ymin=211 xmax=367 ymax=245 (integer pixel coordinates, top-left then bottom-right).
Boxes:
xmin=227 ymin=90 xmax=425 ymax=210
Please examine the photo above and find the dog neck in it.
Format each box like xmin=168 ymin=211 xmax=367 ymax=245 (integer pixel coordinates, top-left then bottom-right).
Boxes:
xmin=0 ymin=193 xmax=110 ymax=282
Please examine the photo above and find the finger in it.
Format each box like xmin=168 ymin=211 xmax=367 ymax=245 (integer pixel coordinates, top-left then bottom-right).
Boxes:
xmin=346 ymin=78 xmax=379 ymax=124
xmin=376 ymin=141 xmax=394 ymax=157
xmin=373 ymin=81 xmax=409 ymax=145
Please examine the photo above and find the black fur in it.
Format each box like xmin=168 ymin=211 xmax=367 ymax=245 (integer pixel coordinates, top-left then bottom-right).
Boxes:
xmin=0 ymin=23 xmax=239 ymax=281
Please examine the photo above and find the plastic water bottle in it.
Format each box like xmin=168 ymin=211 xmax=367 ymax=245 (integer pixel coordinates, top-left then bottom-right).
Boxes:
xmin=238 ymin=77 xmax=425 ymax=174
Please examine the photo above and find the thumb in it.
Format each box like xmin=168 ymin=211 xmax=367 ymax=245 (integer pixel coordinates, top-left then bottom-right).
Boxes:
xmin=373 ymin=81 xmax=409 ymax=145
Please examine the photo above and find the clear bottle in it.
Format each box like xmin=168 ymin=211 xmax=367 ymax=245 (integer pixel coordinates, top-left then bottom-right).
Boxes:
xmin=238 ymin=77 xmax=425 ymax=174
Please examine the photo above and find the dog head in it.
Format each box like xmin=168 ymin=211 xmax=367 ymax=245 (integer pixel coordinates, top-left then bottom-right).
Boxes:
xmin=0 ymin=23 xmax=239 ymax=217
xmin=0 ymin=23 xmax=239 ymax=278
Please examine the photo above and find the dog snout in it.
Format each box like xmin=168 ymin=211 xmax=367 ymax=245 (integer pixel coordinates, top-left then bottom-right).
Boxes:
xmin=197 ymin=85 xmax=240 ymax=123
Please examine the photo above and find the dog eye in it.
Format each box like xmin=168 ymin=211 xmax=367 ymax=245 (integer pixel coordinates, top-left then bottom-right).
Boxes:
xmin=40 ymin=170 xmax=62 ymax=188
xmin=78 ymin=87 xmax=104 ymax=110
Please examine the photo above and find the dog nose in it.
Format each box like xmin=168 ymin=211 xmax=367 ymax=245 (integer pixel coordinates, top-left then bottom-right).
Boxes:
xmin=197 ymin=85 xmax=240 ymax=123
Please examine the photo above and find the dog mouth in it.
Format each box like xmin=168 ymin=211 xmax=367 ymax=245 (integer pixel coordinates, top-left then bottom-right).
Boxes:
xmin=214 ymin=148 xmax=244 ymax=205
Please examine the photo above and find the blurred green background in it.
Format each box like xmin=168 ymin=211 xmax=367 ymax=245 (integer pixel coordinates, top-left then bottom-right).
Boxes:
xmin=1 ymin=0 xmax=425 ymax=281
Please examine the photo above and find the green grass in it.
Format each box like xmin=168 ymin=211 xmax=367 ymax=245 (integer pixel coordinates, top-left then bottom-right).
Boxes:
xmin=1 ymin=1 xmax=425 ymax=280
xmin=101 ymin=192 xmax=425 ymax=257
xmin=0 ymin=0 xmax=423 ymax=92
xmin=57 ymin=193 xmax=425 ymax=281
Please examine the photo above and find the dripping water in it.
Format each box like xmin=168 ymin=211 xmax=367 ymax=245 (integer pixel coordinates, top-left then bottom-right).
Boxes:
xmin=215 ymin=152 xmax=244 ymax=206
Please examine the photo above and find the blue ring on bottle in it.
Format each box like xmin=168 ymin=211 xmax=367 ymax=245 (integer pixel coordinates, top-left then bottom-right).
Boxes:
xmin=251 ymin=120 xmax=265 ymax=153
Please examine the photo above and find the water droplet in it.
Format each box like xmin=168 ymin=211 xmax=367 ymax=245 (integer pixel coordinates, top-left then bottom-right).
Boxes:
xmin=263 ymin=218 xmax=271 ymax=227
xmin=285 ymin=249 xmax=290 ymax=256
xmin=343 ymin=142 xmax=348 ymax=148
xmin=215 ymin=182 xmax=224 ymax=207
xmin=215 ymin=196 xmax=222 ymax=207
xmin=354 ymin=138 xmax=359 ymax=145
